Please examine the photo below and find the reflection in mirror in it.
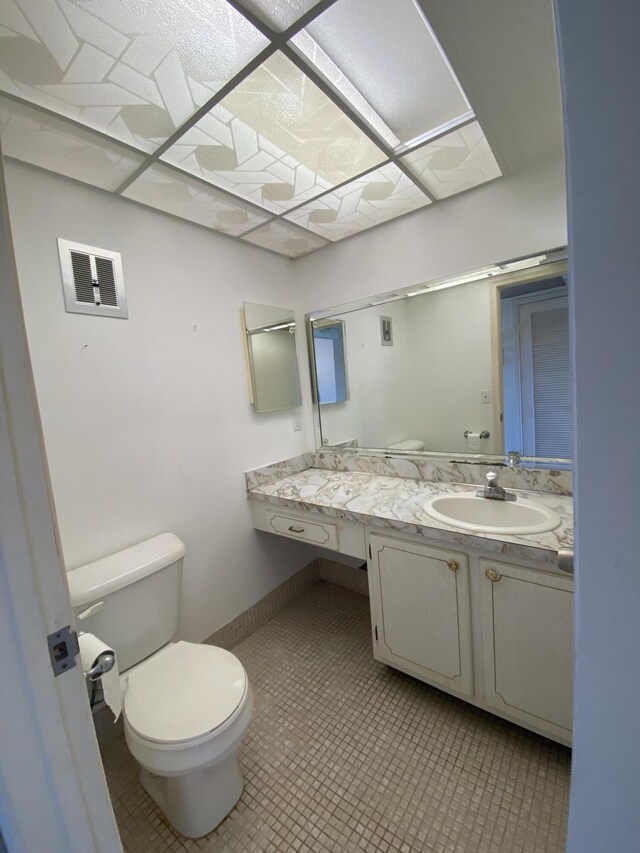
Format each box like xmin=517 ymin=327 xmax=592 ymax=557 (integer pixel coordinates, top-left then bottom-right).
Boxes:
xmin=312 ymin=320 xmax=347 ymax=404
xmin=243 ymin=301 xmax=301 ymax=413
xmin=307 ymin=256 xmax=571 ymax=464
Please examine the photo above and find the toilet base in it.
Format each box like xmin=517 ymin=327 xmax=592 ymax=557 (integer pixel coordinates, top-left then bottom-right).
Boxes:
xmin=140 ymin=754 xmax=244 ymax=838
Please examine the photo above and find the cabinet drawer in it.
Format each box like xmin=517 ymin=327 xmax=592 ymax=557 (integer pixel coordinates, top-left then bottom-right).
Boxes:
xmin=265 ymin=510 xmax=339 ymax=549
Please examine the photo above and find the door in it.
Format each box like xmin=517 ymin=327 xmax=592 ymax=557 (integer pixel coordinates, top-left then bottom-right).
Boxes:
xmin=480 ymin=560 xmax=573 ymax=741
xmin=368 ymin=533 xmax=473 ymax=696
xmin=501 ymin=286 xmax=572 ymax=459
xmin=0 ymin=144 xmax=122 ymax=851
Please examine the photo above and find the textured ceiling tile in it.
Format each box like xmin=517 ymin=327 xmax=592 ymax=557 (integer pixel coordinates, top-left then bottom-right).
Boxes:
xmin=241 ymin=219 xmax=328 ymax=258
xmin=122 ymin=162 xmax=269 ymax=236
xmin=401 ymin=121 xmax=502 ymax=199
xmin=285 ymin=162 xmax=430 ymax=240
xmin=236 ymin=0 xmax=321 ymax=32
xmin=303 ymin=0 xmax=470 ymax=146
xmin=0 ymin=95 xmax=145 ymax=190
xmin=0 ymin=0 xmax=268 ymax=152
xmin=161 ymin=51 xmax=386 ymax=212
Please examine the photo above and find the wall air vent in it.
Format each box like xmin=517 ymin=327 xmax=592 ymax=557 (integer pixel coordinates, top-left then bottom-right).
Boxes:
xmin=57 ymin=239 xmax=127 ymax=318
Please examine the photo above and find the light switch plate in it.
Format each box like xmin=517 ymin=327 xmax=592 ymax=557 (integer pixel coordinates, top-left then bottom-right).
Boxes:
xmin=481 ymin=390 xmax=491 ymax=404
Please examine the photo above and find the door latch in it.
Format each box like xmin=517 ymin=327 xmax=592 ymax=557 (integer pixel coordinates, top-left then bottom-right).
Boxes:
xmin=47 ymin=625 xmax=79 ymax=676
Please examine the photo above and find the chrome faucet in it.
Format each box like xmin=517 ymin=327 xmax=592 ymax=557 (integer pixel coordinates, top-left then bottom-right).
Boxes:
xmin=477 ymin=471 xmax=517 ymax=502
xmin=506 ymin=450 xmax=522 ymax=470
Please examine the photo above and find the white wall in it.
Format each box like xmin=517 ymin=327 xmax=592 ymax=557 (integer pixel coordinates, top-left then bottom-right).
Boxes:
xmin=406 ymin=281 xmax=497 ymax=453
xmin=4 ymin=162 xmax=317 ymax=644
xmin=554 ymin=1 xmax=640 ymax=850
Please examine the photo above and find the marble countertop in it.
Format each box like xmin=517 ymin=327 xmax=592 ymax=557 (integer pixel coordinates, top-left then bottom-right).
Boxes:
xmin=248 ymin=468 xmax=573 ymax=567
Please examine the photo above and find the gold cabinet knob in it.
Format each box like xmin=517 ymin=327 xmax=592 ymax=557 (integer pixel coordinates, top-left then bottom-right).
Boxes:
xmin=485 ymin=569 xmax=501 ymax=582
xmin=447 ymin=560 xmax=459 ymax=572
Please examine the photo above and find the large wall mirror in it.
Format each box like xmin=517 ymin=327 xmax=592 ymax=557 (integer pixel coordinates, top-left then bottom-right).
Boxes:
xmin=243 ymin=301 xmax=301 ymax=413
xmin=307 ymin=250 xmax=571 ymax=466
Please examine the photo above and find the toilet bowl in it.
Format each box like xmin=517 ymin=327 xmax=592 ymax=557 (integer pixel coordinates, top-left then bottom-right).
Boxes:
xmin=123 ymin=641 xmax=253 ymax=838
xmin=67 ymin=534 xmax=252 ymax=839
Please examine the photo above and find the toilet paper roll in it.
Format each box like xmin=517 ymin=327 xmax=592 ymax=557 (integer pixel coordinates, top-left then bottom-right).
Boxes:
xmin=465 ymin=432 xmax=481 ymax=453
xmin=79 ymin=632 xmax=121 ymax=722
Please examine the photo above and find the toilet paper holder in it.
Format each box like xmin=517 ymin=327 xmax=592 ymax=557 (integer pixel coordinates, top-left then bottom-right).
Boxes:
xmin=464 ymin=430 xmax=490 ymax=439
xmin=85 ymin=652 xmax=116 ymax=682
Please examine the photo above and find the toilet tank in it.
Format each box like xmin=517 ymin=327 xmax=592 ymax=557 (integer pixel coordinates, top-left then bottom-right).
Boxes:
xmin=67 ymin=533 xmax=185 ymax=672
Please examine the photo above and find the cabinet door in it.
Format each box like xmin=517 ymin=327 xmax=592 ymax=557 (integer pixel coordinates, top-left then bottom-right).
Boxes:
xmin=368 ymin=534 xmax=473 ymax=696
xmin=480 ymin=560 xmax=573 ymax=740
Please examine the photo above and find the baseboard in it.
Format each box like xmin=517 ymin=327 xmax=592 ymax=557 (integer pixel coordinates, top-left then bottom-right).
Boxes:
xmin=204 ymin=559 xmax=321 ymax=650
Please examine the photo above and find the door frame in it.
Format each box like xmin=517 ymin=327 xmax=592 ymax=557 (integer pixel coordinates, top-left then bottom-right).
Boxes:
xmin=0 ymin=144 xmax=122 ymax=852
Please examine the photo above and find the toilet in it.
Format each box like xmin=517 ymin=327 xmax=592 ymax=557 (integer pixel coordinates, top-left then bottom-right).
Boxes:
xmin=387 ymin=439 xmax=425 ymax=452
xmin=67 ymin=533 xmax=252 ymax=839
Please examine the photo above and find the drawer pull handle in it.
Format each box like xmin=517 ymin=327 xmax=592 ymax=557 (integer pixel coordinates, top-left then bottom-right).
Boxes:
xmin=485 ymin=569 xmax=501 ymax=582
xmin=447 ymin=560 xmax=459 ymax=572
xmin=288 ymin=526 xmax=305 ymax=533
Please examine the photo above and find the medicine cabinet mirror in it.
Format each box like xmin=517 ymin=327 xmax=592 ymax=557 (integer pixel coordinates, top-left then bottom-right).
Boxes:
xmin=243 ymin=301 xmax=301 ymax=414
xmin=307 ymin=249 xmax=572 ymax=466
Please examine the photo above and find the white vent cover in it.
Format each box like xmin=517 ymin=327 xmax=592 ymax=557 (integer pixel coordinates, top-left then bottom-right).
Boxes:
xmin=57 ymin=238 xmax=127 ymax=318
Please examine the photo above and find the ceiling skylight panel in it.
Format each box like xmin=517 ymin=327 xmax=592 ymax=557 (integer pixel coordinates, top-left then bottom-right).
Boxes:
xmin=241 ymin=219 xmax=329 ymax=258
xmin=290 ymin=29 xmax=400 ymax=149
xmin=401 ymin=121 xmax=502 ymax=199
xmin=285 ymin=163 xmax=430 ymax=240
xmin=0 ymin=96 xmax=145 ymax=190
xmin=122 ymin=163 xmax=270 ymax=236
xmin=302 ymin=0 xmax=470 ymax=146
xmin=235 ymin=0 xmax=323 ymax=32
xmin=160 ymin=51 xmax=386 ymax=212
xmin=0 ymin=0 xmax=268 ymax=152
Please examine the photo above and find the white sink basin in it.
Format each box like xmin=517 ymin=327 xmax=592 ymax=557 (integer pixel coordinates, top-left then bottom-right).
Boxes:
xmin=424 ymin=493 xmax=561 ymax=535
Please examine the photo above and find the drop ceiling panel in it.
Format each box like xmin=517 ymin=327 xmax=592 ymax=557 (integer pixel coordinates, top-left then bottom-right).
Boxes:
xmin=0 ymin=0 xmax=268 ymax=152
xmin=0 ymin=96 xmax=145 ymax=190
xmin=290 ymin=29 xmax=399 ymax=149
xmin=122 ymin=162 xmax=270 ymax=236
xmin=302 ymin=0 xmax=470 ymax=146
xmin=236 ymin=0 xmax=321 ymax=32
xmin=160 ymin=51 xmax=386 ymax=213
xmin=285 ymin=163 xmax=430 ymax=241
xmin=241 ymin=219 xmax=328 ymax=257
xmin=401 ymin=121 xmax=502 ymax=199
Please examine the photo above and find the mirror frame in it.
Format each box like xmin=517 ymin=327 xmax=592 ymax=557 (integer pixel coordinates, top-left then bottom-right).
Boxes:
xmin=306 ymin=247 xmax=572 ymax=468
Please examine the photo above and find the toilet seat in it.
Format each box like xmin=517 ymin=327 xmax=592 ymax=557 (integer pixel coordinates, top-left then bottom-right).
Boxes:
xmin=124 ymin=641 xmax=247 ymax=746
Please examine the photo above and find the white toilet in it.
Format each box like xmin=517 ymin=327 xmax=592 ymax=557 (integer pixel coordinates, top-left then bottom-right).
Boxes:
xmin=67 ymin=533 xmax=253 ymax=839
xmin=387 ymin=439 xmax=425 ymax=452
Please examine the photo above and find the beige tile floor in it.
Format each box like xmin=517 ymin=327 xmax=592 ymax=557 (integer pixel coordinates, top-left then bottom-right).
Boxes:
xmin=102 ymin=581 xmax=571 ymax=852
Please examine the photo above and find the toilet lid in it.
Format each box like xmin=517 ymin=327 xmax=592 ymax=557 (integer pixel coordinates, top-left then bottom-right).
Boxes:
xmin=124 ymin=641 xmax=247 ymax=744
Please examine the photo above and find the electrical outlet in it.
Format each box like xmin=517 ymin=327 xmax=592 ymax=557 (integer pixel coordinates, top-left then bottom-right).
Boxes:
xmin=481 ymin=389 xmax=491 ymax=404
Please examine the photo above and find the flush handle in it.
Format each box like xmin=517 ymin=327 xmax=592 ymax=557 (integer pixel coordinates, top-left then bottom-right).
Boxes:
xmin=77 ymin=601 xmax=105 ymax=620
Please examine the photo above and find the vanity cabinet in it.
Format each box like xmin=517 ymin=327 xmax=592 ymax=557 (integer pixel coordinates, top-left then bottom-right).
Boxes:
xmin=366 ymin=532 xmax=573 ymax=745
xmin=480 ymin=559 xmax=573 ymax=741
xmin=368 ymin=534 xmax=474 ymax=696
